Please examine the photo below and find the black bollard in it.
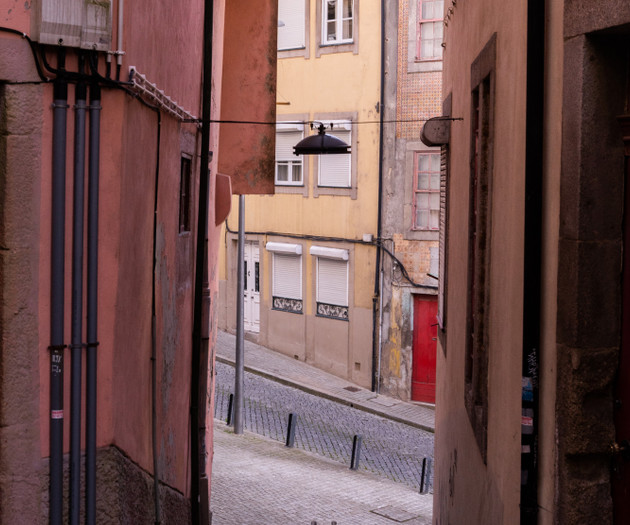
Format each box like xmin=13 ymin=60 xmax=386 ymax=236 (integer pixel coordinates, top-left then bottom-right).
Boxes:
xmin=420 ymin=457 xmax=433 ymax=493
xmin=350 ymin=434 xmax=362 ymax=470
xmin=226 ymin=393 xmax=234 ymax=426
xmin=286 ymin=413 xmax=297 ymax=447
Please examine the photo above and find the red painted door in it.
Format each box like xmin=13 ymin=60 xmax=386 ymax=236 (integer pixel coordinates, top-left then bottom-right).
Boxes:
xmin=613 ymin=149 xmax=630 ymax=524
xmin=411 ymin=295 xmax=438 ymax=403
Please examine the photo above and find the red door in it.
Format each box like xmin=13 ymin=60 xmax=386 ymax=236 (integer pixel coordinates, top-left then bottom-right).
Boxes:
xmin=613 ymin=145 xmax=630 ymax=524
xmin=411 ymin=295 xmax=438 ymax=403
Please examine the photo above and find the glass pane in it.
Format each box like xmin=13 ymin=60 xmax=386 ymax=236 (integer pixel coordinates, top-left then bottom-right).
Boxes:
xmin=417 ymin=173 xmax=429 ymax=190
xmin=416 ymin=210 xmax=429 ymax=228
xmin=437 ymin=0 xmax=444 ymax=14
xmin=343 ymin=19 xmax=352 ymax=40
xmin=418 ymin=154 xmax=429 ymax=171
xmin=430 ymin=209 xmax=439 ymax=229
xmin=292 ymin=164 xmax=302 ymax=182
xmin=421 ymin=22 xmax=433 ymax=39
xmin=343 ymin=0 xmax=352 ymax=18
xmin=416 ymin=193 xmax=429 ymax=208
xmin=277 ymin=163 xmax=288 ymax=181
xmin=431 ymin=154 xmax=440 ymax=170
xmin=422 ymin=1 xmax=434 ymax=19
xmin=327 ymin=0 xmax=336 ymax=21
xmin=255 ymin=262 xmax=260 ymax=292
xmin=430 ymin=192 xmax=440 ymax=209
xmin=430 ymin=173 xmax=440 ymax=190
xmin=327 ymin=21 xmax=336 ymax=40
xmin=435 ymin=21 xmax=444 ymax=38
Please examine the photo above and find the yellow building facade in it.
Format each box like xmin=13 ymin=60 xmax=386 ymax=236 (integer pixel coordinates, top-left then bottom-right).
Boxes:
xmin=218 ymin=0 xmax=382 ymax=388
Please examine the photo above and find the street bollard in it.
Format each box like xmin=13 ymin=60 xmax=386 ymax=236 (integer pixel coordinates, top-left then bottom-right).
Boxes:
xmin=226 ymin=393 xmax=234 ymax=426
xmin=420 ymin=457 xmax=433 ymax=494
xmin=350 ymin=434 xmax=362 ymax=470
xmin=286 ymin=413 xmax=297 ymax=447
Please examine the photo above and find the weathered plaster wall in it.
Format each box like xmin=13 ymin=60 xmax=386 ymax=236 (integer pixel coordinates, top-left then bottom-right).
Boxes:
xmin=435 ymin=0 xmax=528 ymax=522
xmin=0 ymin=52 xmax=45 ymax=523
xmin=378 ymin=0 xmax=442 ymax=400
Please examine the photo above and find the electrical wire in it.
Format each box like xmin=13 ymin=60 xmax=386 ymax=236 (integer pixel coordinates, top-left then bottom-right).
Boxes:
xmin=224 ymin=220 xmax=437 ymax=289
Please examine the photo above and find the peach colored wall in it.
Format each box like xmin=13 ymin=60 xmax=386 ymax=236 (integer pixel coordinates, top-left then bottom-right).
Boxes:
xmin=436 ymin=0 xmax=529 ymax=523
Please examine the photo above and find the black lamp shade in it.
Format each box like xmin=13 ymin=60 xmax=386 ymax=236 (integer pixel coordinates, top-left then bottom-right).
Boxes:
xmin=293 ymin=125 xmax=351 ymax=155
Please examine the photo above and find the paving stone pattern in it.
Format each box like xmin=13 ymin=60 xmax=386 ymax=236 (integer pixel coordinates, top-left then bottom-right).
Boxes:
xmin=211 ymin=422 xmax=433 ymax=525
xmin=214 ymin=362 xmax=435 ymax=492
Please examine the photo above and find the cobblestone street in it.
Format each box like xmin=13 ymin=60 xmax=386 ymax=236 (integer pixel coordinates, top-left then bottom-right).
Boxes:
xmin=214 ymin=361 xmax=435 ymax=491
xmin=211 ymin=422 xmax=433 ymax=525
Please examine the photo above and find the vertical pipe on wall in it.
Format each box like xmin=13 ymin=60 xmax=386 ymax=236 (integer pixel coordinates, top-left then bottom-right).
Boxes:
xmin=190 ymin=0 xmax=214 ymax=521
xmin=234 ymin=195 xmax=245 ymax=435
xmin=150 ymin=109 xmax=162 ymax=524
xmin=69 ymin=55 xmax=87 ymax=525
xmin=49 ymin=47 xmax=68 ymax=525
xmin=372 ymin=0 xmax=387 ymax=392
xmin=85 ymin=82 xmax=101 ymax=525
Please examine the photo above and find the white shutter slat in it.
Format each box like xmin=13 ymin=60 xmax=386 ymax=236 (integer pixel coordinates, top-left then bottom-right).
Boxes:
xmin=278 ymin=0 xmax=305 ymax=50
xmin=317 ymin=258 xmax=348 ymax=306
xmin=273 ymin=253 xmax=302 ymax=299
xmin=319 ymin=130 xmax=351 ymax=187
xmin=276 ymin=130 xmax=303 ymax=160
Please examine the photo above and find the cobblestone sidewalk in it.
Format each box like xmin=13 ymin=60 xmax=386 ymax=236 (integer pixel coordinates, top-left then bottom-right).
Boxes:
xmin=211 ymin=422 xmax=433 ymax=525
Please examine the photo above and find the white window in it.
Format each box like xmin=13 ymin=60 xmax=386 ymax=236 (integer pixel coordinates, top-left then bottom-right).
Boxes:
xmin=276 ymin=123 xmax=304 ymax=186
xmin=416 ymin=0 xmax=444 ymax=61
xmin=413 ymin=152 xmax=440 ymax=230
xmin=278 ymin=0 xmax=306 ymax=50
xmin=322 ymin=0 xmax=353 ymax=45
xmin=318 ymin=121 xmax=351 ymax=187
xmin=267 ymin=242 xmax=303 ymax=313
xmin=311 ymin=245 xmax=349 ymax=320
xmin=273 ymin=253 xmax=302 ymax=299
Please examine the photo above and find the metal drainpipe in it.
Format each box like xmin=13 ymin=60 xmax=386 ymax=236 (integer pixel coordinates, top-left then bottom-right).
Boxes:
xmin=49 ymin=47 xmax=67 ymax=525
xmin=520 ymin=0 xmax=545 ymax=522
xmin=150 ymin=109 xmax=163 ymax=524
xmin=85 ymin=81 xmax=101 ymax=525
xmin=190 ymin=0 xmax=213 ymax=522
xmin=372 ymin=0 xmax=386 ymax=392
xmin=70 ymin=55 xmax=87 ymax=525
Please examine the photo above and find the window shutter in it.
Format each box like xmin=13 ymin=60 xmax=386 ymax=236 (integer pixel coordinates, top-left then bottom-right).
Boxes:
xmin=319 ymin=129 xmax=351 ymax=187
xmin=276 ymin=130 xmax=302 ymax=161
xmin=317 ymin=258 xmax=348 ymax=306
xmin=437 ymin=145 xmax=448 ymax=329
xmin=278 ymin=0 xmax=305 ymax=50
xmin=273 ymin=253 xmax=302 ymax=299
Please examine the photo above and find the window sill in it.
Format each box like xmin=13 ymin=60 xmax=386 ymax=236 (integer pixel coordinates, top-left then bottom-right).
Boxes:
xmin=407 ymin=59 xmax=443 ymax=74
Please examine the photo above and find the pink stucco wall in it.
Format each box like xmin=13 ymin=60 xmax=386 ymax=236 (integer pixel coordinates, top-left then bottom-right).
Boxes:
xmin=0 ymin=0 xmax=276 ymax=516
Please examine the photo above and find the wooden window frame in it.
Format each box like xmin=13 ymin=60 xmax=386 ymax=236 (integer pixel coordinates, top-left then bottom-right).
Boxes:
xmin=465 ymin=34 xmax=496 ymax=463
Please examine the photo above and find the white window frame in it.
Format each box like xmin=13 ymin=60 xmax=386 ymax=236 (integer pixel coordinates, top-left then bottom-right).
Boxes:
xmin=412 ymin=151 xmax=441 ymax=230
xmin=278 ymin=0 xmax=306 ymax=51
xmin=317 ymin=121 xmax=352 ymax=188
xmin=321 ymin=0 xmax=354 ymax=46
xmin=416 ymin=0 xmax=444 ymax=62
xmin=275 ymin=122 xmax=304 ymax=186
